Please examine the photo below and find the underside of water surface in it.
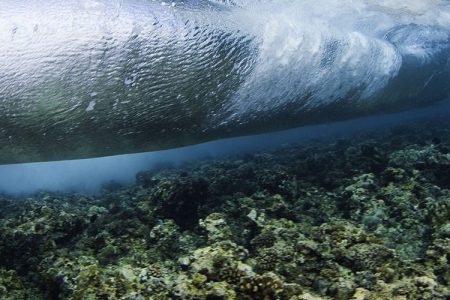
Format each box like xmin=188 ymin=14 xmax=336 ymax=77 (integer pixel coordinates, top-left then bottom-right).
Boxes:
xmin=1 ymin=117 xmax=450 ymax=299
xmin=1 ymin=0 xmax=450 ymax=162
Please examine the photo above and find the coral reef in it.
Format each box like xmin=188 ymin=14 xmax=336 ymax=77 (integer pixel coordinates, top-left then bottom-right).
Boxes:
xmin=1 ymin=119 xmax=450 ymax=299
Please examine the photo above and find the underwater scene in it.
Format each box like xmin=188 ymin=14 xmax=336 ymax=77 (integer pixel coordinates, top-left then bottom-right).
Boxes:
xmin=1 ymin=0 xmax=450 ymax=299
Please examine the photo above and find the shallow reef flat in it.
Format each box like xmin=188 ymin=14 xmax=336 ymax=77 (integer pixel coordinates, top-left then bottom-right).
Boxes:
xmin=1 ymin=120 xmax=450 ymax=300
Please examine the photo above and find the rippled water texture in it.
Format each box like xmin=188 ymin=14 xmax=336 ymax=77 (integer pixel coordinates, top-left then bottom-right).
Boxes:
xmin=0 ymin=0 xmax=450 ymax=163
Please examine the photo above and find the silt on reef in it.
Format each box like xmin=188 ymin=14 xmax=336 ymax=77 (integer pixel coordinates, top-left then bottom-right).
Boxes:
xmin=1 ymin=118 xmax=450 ymax=299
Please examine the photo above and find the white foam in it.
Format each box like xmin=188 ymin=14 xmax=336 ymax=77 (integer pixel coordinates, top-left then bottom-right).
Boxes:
xmin=224 ymin=0 xmax=450 ymax=120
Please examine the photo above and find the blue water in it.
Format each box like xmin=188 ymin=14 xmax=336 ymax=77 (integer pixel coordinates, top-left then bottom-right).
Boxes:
xmin=1 ymin=99 xmax=449 ymax=195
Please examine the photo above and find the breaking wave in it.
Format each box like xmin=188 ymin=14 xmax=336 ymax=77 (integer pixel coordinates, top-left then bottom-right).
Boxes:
xmin=0 ymin=0 xmax=449 ymax=162
xmin=219 ymin=0 xmax=450 ymax=125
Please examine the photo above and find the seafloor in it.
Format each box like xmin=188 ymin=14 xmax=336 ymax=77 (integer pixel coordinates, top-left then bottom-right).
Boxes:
xmin=1 ymin=119 xmax=450 ymax=300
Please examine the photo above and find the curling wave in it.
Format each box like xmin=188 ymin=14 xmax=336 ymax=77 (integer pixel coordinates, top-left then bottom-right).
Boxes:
xmin=0 ymin=0 xmax=449 ymax=163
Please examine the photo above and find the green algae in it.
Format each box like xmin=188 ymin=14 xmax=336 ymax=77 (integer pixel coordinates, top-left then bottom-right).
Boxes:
xmin=1 ymin=121 xmax=450 ymax=299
